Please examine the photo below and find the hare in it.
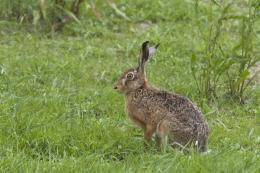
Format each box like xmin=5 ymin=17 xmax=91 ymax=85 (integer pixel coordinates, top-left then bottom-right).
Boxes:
xmin=114 ymin=41 xmax=209 ymax=152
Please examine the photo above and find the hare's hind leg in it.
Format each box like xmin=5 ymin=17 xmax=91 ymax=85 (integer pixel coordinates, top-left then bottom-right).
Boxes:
xmin=197 ymin=136 xmax=208 ymax=152
xmin=196 ymin=123 xmax=209 ymax=152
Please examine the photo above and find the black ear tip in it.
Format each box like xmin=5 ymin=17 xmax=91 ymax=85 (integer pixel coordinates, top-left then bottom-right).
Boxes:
xmin=142 ymin=41 xmax=149 ymax=48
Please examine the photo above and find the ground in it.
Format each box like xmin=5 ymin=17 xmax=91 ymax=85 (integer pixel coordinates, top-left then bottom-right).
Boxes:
xmin=0 ymin=0 xmax=259 ymax=172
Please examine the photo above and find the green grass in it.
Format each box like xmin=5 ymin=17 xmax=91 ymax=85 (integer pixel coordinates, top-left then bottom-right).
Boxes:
xmin=0 ymin=0 xmax=259 ymax=172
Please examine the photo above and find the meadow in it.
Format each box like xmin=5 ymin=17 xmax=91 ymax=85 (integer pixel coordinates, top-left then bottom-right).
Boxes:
xmin=0 ymin=0 xmax=259 ymax=172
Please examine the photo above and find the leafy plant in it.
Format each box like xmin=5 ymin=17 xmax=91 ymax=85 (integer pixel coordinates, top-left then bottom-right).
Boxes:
xmin=0 ymin=0 xmax=85 ymax=32
xmin=191 ymin=2 xmax=233 ymax=100
xmin=226 ymin=1 xmax=259 ymax=102
xmin=191 ymin=1 xmax=259 ymax=103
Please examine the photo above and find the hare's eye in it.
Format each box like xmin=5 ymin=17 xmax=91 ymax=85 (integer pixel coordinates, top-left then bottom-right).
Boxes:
xmin=126 ymin=73 xmax=134 ymax=80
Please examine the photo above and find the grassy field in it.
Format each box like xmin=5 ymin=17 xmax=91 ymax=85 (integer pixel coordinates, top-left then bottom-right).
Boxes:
xmin=0 ymin=0 xmax=259 ymax=172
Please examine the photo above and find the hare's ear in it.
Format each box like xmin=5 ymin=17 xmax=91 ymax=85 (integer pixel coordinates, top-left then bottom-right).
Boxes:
xmin=137 ymin=41 xmax=159 ymax=73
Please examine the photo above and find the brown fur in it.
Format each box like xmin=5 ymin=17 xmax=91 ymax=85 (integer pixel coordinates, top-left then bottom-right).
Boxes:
xmin=114 ymin=41 xmax=209 ymax=152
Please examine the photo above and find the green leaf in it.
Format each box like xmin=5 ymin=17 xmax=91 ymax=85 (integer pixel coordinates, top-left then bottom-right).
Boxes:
xmin=240 ymin=70 xmax=250 ymax=80
xmin=191 ymin=53 xmax=197 ymax=64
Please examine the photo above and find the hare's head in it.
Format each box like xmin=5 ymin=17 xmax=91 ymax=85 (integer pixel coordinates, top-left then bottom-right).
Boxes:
xmin=114 ymin=41 xmax=159 ymax=94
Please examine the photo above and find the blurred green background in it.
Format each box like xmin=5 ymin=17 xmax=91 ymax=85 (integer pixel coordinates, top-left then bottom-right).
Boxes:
xmin=0 ymin=0 xmax=259 ymax=172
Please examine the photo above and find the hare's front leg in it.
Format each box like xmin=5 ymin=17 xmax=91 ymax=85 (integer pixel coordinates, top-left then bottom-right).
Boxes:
xmin=155 ymin=120 xmax=168 ymax=150
xmin=144 ymin=125 xmax=155 ymax=149
xmin=155 ymin=134 xmax=162 ymax=150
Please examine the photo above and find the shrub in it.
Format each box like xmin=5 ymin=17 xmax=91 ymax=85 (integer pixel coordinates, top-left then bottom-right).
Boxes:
xmin=0 ymin=0 xmax=84 ymax=32
xmin=191 ymin=1 xmax=259 ymax=103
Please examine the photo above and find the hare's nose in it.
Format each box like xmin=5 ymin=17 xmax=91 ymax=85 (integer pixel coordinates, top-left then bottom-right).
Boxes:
xmin=114 ymin=86 xmax=118 ymax=90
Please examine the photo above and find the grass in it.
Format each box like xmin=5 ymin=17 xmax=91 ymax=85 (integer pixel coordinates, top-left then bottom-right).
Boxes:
xmin=0 ymin=0 xmax=259 ymax=172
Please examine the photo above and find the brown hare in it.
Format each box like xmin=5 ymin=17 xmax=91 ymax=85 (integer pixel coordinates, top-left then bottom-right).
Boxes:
xmin=114 ymin=41 xmax=209 ymax=152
